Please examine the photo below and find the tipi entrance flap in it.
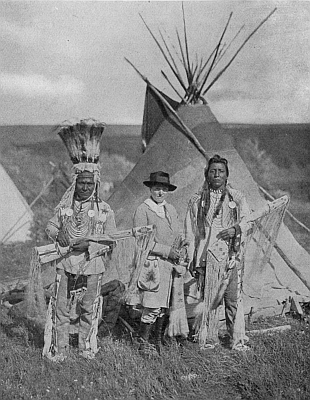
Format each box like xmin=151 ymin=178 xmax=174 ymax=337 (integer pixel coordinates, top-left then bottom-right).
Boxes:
xmin=142 ymin=86 xmax=180 ymax=149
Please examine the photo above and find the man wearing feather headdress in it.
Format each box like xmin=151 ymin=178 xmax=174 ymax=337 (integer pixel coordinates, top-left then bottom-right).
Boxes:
xmin=184 ymin=155 xmax=251 ymax=350
xmin=42 ymin=118 xmax=116 ymax=361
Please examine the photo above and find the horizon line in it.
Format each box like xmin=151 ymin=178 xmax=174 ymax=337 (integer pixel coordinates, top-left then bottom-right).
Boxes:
xmin=1 ymin=121 xmax=310 ymax=127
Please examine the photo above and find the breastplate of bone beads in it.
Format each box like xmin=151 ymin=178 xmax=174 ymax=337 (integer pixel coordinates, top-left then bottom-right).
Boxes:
xmin=63 ymin=200 xmax=95 ymax=239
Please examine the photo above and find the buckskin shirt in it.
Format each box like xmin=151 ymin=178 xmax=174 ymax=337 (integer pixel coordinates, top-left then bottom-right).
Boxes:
xmin=46 ymin=198 xmax=116 ymax=275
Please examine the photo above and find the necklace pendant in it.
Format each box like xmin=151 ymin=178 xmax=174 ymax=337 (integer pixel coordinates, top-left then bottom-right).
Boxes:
xmin=88 ymin=210 xmax=95 ymax=218
xmin=65 ymin=208 xmax=73 ymax=216
xmin=229 ymin=201 xmax=236 ymax=209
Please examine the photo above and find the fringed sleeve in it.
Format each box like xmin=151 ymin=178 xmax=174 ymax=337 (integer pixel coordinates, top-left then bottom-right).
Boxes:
xmin=46 ymin=210 xmax=61 ymax=241
xmin=184 ymin=195 xmax=199 ymax=266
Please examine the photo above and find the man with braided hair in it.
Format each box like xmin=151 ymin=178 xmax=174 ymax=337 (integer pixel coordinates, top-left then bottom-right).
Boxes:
xmin=42 ymin=119 xmax=116 ymax=361
xmin=184 ymin=154 xmax=251 ymax=350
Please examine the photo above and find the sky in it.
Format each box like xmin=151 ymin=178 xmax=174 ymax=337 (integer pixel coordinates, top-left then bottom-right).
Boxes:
xmin=0 ymin=0 xmax=309 ymax=125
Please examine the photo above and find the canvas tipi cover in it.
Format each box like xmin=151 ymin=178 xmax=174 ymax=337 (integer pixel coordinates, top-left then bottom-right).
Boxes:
xmin=0 ymin=163 xmax=33 ymax=243
xmin=108 ymin=86 xmax=310 ymax=317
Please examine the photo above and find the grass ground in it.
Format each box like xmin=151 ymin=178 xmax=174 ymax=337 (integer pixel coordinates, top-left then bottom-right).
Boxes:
xmin=1 ymin=305 xmax=310 ymax=400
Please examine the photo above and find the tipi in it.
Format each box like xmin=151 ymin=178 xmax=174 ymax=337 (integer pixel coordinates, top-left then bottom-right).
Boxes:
xmin=108 ymin=8 xmax=310 ymax=318
xmin=0 ymin=163 xmax=33 ymax=243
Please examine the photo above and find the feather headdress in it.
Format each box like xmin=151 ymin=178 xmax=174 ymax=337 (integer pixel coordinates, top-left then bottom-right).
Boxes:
xmin=53 ymin=118 xmax=106 ymax=212
xmin=56 ymin=118 xmax=106 ymax=165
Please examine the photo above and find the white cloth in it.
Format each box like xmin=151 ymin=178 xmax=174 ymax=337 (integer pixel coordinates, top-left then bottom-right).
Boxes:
xmin=144 ymin=198 xmax=167 ymax=219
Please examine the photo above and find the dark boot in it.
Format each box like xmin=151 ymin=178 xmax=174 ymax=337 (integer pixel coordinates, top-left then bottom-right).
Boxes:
xmin=154 ymin=316 xmax=166 ymax=354
xmin=138 ymin=322 xmax=156 ymax=356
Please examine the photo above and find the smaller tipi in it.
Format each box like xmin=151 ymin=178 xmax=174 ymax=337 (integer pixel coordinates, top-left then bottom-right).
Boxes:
xmin=0 ymin=163 xmax=33 ymax=243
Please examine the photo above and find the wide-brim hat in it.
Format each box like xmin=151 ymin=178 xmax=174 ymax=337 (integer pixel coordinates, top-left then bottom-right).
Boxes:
xmin=143 ymin=171 xmax=177 ymax=191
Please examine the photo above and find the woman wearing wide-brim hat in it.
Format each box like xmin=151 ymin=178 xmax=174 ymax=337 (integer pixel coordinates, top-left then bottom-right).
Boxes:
xmin=142 ymin=171 xmax=177 ymax=192
xmin=131 ymin=171 xmax=189 ymax=355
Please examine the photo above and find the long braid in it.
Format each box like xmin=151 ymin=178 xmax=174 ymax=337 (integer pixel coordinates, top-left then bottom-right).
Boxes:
xmin=197 ymin=181 xmax=210 ymax=238
xmin=197 ymin=182 xmax=229 ymax=238
xmin=212 ymin=188 xmax=227 ymax=220
xmin=197 ymin=154 xmax=230 ymax=238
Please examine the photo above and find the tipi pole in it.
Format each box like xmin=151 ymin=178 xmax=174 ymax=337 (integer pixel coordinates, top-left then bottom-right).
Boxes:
xmin=161 ymin=70 xmax=184 ymax=101
xmin=202 ymin=8 xmax=277 ymax=95
xmin=197 ymin=12 xmax=233 ymax=100
xmin=125 ymin=58 xmax=208 ymax=160
xmin=2 ymin=176 xmax=54 ymax=243
xmin=182 ymin=2 xmax=191 ymax=82
xmin=139 ymin=14 xmax=187 ymax=92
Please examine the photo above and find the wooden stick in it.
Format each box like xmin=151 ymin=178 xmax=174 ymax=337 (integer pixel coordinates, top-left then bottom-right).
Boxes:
xmin=139 ymin=13 xmax=187 ymax=92
xmin=176 ymin=28 xmax=191 ymax=85
xmin=182 ymin=2 xmax=192 ymax=82
xmin=197 ymin=12 xmax=233 ymax=99
xmin=214 ymin=25 xmax=245 ymax=69
xmin=2 ymin=176 xmax=55 ymax=243
xmin=162 ymin=27 xmax=184 ymax=67
xmin=118 ymin=316 xmax=135 ymax=334
xmin=125 ymin=58 xmax=208 ymax=159
xmin=161 ymin=70 xmax=185 ymax=101
xmin=196 ymin=46 xmax=217 ymax=85
xmin=159 ymin=29 xmax=186 ymax=90
xmin=247 ymin=325 xmax=291 ymax=335
xmin=202 ymin=8 xmax=277 ymax=95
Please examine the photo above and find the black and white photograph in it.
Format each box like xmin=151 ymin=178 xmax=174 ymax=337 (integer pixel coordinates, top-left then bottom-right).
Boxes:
xmin=1 ymin=1 xmax=310 ymax=399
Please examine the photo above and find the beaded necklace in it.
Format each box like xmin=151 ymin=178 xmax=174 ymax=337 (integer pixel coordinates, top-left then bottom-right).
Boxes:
xmin=210 ymin=189 xmax=226 ymax=220
xmin=197 ymin=183 xmax=238 ymax=238
xmin=62 ymin=198 xmax=95 ymax=239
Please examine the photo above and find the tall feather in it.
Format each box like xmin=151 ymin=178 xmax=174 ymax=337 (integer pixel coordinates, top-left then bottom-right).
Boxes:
xmin=56 ymin=118 xmax=105 ymax=164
